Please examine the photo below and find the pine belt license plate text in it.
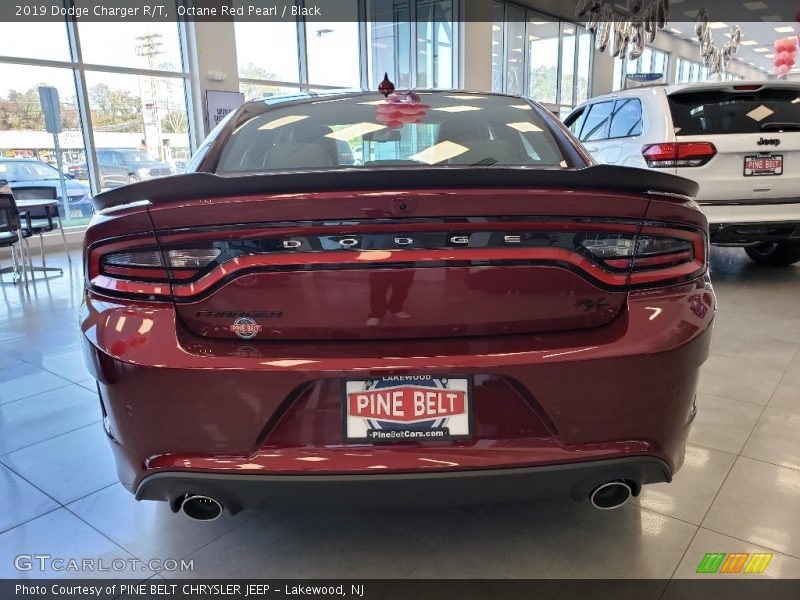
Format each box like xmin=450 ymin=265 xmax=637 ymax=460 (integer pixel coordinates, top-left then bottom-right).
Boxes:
xmin=343 ymin=376 xmax=472 ymax=442
xmin=744 ymin=155 xmax=783 ymax=176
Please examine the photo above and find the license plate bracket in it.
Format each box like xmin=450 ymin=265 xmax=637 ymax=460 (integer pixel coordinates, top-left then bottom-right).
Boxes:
xmin=342 ymin=375 xmax=473 ymax=443
xmin=744 ymin=154 xmax=783 ymax=177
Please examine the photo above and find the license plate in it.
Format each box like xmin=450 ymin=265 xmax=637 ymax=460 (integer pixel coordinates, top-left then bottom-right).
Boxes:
xmin=343 ymin=376 xmax=472 ymax=443
xmin=744 ymin=155 xmax=783 ymax=176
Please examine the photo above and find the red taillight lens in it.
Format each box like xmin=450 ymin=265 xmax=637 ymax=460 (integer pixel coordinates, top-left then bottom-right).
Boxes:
xmin=642 ymin=142 xmax=717 ymax=168
xmin=580 ymin=228 xmax=707 ymax=287
xmin=88 ymin=240 xmax=221 ymax=300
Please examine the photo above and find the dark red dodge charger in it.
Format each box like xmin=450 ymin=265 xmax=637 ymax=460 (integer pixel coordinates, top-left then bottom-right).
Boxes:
xmin=81 ymin=90 xmax=714 ymax=520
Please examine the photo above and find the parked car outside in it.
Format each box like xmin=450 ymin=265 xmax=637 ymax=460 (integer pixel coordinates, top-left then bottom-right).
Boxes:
xmin=563 ymin=80 xmax=800 ymax=266
xmin=0 ymin=158 xmax=93 ymax=217
xmin=81 ymin=90 xmax=714 ymax=519
xmin=68 ymin=148 xmax=174 ymax=189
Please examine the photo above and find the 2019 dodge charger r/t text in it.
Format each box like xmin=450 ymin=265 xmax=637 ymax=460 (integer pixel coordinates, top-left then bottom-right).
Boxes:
xmin=81 ymin=90 xmax=715 ymax=520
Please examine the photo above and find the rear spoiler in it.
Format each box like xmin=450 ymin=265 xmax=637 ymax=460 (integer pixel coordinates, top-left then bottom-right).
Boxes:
xmin=92 ymin=165 xmax=699 ymax=212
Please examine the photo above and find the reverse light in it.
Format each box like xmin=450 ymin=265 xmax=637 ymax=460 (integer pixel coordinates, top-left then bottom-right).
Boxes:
xmin=580 ymin=230 xmax=706 ymax=287
xmin=89 ymin=242 xmax=222 ymax=299
xmin=167 ymin=248 xmax=222 ymax=268
xmin=642 ymin=142 xmax=717 ymax=168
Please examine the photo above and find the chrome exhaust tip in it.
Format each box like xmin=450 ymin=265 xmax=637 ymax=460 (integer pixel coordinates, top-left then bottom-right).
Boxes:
xmin=589 ymin=481 xmax=632 ymax=510
xmin=179 ymin=495 xmax=223 ymax=521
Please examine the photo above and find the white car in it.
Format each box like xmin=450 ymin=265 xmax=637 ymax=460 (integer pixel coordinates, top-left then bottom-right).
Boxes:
xmin=563 ymin=81 xmax=800 ymax=266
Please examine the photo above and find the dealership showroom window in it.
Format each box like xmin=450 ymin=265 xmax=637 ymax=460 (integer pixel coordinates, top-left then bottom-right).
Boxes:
xmin=0 ymin=0 xmax=799 ymax=597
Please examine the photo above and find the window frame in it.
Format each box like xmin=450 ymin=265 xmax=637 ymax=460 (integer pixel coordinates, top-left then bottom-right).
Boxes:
xmin=0 ymin=0 xmax=195 ymax=202
xmin=491 ymin=2 xmax=592 ymax=112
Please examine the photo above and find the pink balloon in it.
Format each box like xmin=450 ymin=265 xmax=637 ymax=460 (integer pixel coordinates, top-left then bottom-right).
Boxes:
xmin=780 ymin=51 xmax=792 ymax=62
xmin=784 ymin=37 xmax=797 ymax=49
xmin=775 ymin=39 xmax=785 ymax=51
xmin=775 ymin=54 xmax=786 ymax=66
xmin=787 ymin=55 xmax=796 ymax=67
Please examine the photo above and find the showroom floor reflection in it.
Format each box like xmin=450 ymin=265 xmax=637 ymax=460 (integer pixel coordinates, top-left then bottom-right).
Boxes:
xmin=0 ymin=248 xmax=799 ymax=585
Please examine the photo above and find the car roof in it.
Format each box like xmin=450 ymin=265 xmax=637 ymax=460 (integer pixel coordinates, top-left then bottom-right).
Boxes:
xmin=0 ymin=158 xmax=53 ymax=164
xmin=246 ymin=89 xmax=528 ymax=107
xmin=664 ymin=80 xmax=800 ymax=95
xmin=566 ymin=79 xmax=800 ymax=116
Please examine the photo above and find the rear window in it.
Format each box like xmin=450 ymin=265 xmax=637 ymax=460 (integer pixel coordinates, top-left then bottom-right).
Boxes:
xmin=669 ymin=88 xmax=800 ymax=136
xmin=215 ymin=93 xmax=570 ymax=174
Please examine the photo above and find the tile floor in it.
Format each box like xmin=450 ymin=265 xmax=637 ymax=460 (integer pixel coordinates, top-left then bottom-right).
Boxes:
xmin=0 ymin=248 xmax=799 ymax=582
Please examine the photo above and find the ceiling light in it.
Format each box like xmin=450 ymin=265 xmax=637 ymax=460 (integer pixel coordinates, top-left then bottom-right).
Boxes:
xmin=409 ymin=141 xmax=468 ymax=165
xmin=564 ymin=28 xmax=574 ymax=34
xmin=528 ymin=35 xmax=540 ymax=41
xmin=740 ymin=40 xmax=758 ymax=46
xmin=743 ymin=1 xmax=768 ymax=9
xmin=325 ymin=123 xmax=386 ymax=141
xmin=753 ymin=48 xmax=769 ymax=53
xmin=746 ymin=105 xmax=774 ymax=122
xmin=506 ymin=122 xmax=543 ymax=133
xmin=492 ymin=25 xmax=501 ymax=32
xmin=765 ymin=53 xmax=775 ymax=58
xmin=433 ymin=105 xmax=483 ymax=113
xmin=708 ymin=22 xmax=728 ymax=29
xmin=258 ymin=115 xmax=308 ymax=130
xmin=669 ymin=28 xmax=682 ymax=35
xmin=761 ymin=15 xmax=781 ymax=21
xmin=774 ymin=26 xmax=795 ymax=33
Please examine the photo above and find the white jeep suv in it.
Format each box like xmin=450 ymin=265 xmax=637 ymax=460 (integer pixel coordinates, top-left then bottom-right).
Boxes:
xmin=563 ymin=81 xmax=800 ymax=266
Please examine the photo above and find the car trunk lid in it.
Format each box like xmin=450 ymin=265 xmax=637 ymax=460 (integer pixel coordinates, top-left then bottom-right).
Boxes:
xmin=148 ymin=186 xmax=650 ymax=340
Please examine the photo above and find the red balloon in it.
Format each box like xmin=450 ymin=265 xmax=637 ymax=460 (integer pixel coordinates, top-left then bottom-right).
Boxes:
xmin=775 ymin=39 xmax=785 ymax=52
xmin=787 ymin=55 xmax=796 ymax=67
xmin=784 ymin=36 xmax=797 ymax=49
xmin=774 ymin=55 xmax=786 ymax=67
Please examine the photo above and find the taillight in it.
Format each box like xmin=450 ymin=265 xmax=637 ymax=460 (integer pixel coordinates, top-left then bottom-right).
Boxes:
xmin=580 ymin=227 xmax=707 ymax=287
xmin=87 ymin=239 xmax=221 ymax=300
xmin=642 ymin=142 xmax=717 ymax=168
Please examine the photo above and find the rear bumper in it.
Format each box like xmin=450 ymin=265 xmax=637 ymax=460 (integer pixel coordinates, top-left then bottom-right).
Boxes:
xmin=136 ymin=457 xmax=671 ymax=514
xmin=700 ymin=201 xmax=800 ymax=243
xmin=81 ymin=277 xmax=714 ymax=500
